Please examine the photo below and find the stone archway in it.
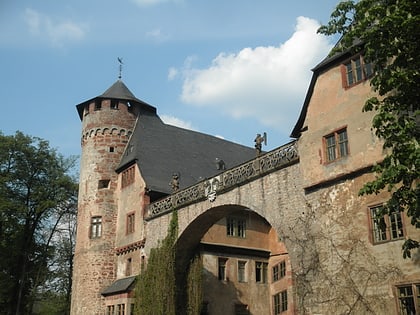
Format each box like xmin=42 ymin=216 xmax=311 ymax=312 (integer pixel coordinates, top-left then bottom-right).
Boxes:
xmin=175 ymin=204 xmax=294 ymax=314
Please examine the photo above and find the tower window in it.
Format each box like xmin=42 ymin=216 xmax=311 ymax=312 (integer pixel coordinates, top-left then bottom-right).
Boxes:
xmin=126 ymin=258 xmax=132 ymax=276
xmin=95 ymin=100 xmax=102 ymax=111
xmin=127 ymin=212 xmax=135 ymax=234
xmin=109 ymin=147 xmax=115 ymax=153
xmin=111 ymin=100 xmax=119 ymax=110
xmin=98 ymin=179 xmax=110 ymax=189
xmin=90 ymin=216 xmax=102 ymax=239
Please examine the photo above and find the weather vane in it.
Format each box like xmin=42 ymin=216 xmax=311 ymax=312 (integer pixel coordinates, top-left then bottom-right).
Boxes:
xmin=117 ymin=57 xmax=123 ymax=79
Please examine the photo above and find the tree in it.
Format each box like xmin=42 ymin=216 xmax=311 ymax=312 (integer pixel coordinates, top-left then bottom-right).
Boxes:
xmin=0 ymin=131 xmax=78 ymax=315
xmin=318 ymin=0 xmax=420 ymax=257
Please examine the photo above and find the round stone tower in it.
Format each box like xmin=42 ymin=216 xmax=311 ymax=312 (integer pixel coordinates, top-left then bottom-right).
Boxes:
xmin=71 ymin=80 xmax=146 ymax=315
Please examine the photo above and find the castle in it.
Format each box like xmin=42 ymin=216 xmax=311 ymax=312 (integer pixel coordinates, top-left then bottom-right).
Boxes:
xmin=70 ymin=43 xmax=420 ymax=314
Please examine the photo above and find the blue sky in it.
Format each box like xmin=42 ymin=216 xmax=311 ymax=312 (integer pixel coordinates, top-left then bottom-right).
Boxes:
xmin=0 ymin=0 xmax=339 ymax=166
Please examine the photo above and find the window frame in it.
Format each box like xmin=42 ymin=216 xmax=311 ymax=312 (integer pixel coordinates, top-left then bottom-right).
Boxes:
xmin=121 ymin=165 xmax=135 ymax=188
xmin=272 ymin=260 xmax=286 ymax=282
xmin=226 ymin=217 xmax=246 ymax=238
xmin=368 ymin=204 xmax=405 ymax=244
xmin=273 ymin=290 xmax=288 ymax=314
xmin=218 ymin=257 xmax=228 ymax=281
xmin=255 ymin=261 xmax=268 ymax=284
xmin=126 ymin=212 xmax=135 ymax=234
xmin=396 ymin=283 xmax=420 ymax=315
xmin=323 ymin=127 xmax=349 ymax=163
xmin=90 ymin=216 xmax=102 ymax=239
xmin=341 ymin=54 xmax=373 ymax=89
xmin=238 ymin=260 xmax=247 ymax=283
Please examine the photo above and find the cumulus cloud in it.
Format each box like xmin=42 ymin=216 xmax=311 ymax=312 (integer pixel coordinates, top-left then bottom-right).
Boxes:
xmin=24 ymin=8 xmax=87 ymax=46
xmin=160 ymin=114 xmax=197 ymax=131
xmin=179 ymin=16 xmax=333 ymax=135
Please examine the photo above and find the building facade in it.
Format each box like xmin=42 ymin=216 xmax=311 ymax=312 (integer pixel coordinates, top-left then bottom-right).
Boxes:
xmin=71 ymin=45 xmax=420 ymax=315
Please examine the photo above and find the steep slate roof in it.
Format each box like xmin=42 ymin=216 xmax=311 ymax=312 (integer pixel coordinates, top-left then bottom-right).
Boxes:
xmin=117 ymin=108 xmax=256 ymax=194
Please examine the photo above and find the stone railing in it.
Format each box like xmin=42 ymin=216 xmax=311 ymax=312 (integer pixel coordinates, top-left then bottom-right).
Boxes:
xmin=146 ymin=141 xmax=298 ymax=219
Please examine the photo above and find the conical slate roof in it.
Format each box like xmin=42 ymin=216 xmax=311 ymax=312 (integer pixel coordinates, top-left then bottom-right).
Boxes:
xmin=100 ymin=80 xmax=143 ymax=103
xmin=75 ymin=79 xmax=155 ymax=120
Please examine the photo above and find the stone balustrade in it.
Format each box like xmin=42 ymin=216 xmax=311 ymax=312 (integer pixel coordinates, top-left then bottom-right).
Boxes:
xmin=146 ymin=141 xmax=299 ymax=219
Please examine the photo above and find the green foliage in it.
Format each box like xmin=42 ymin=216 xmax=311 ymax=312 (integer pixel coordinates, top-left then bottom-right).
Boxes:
xmin=319 ymin=0 xmax=420 ymax=257
xmin=135 ymin=210 xmax=178 ymax=315
xmin=0 ymin=131 xmax=78 ymax=314
xmin=187 ymin=254 xmax=203 ymax=315
xmin=134 ymin=210 xmax=204 ymax=314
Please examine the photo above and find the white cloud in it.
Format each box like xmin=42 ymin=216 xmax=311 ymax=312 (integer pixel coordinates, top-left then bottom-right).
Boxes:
xmin=168 ymin=67 xmax=178 ymax=80
xmin=145 ymin=28 xmax=169 ymax=42
xmin=24 ymin=8 xmax=87 ymax=46
xmin=160 ymin=115 xmax=196 ymax=131
xmin=179 ymin=16 xmax=333 ymax=135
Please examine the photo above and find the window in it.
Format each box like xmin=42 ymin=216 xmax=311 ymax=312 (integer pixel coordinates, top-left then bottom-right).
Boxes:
xmin=238 ymin=261 xmax=247 ymax=282
xmin=218 ymin=258 xmax=228 ymax=281
xmin=397 ymin=284 xmax=420 ymax=315
xmin=121 ymin=165 xmax=135 ymax=188
xmin=126 ymin=212 xmax=135 ymax=234
xmin=324 ymin=128 xmax=349 ymax=162
xmin=126 ymin=258 xmax=132 ymax=276
xmin=369 ymin=205 xmax=404 ymax=244
xmin=90 ymin=216 xmax=102 ymax=239
xmin=107 ymin=305 xmax=115 ymax=315
xmin=130 ymin=304 xmax=135 ymax=315
xmin=111 ymin=100 xmax=119 ymax=110
xmin=98 ymin=179 xmax=110 ymax=189
xmin=226 ymin=217 xmax=246 ymax=238
xmin=109 ymin=146 xmax=115 ymax=153
xmin=117 ymin=304 xmax=125 ymax=315
xmin=272 ymin=261 xmax=286 ymax=282
xmin=343 ymin=55 xmax=373 ymax=87
xmin=255 ymin=261 xmax=268 ymax=283
xmin=273 ymin=290 xmax=288 ymax=314
xmin=95 ymin=100 xmax=102 ymax=111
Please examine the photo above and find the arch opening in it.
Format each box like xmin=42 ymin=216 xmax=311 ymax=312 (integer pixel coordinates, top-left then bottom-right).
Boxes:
xmin=175 ymin=204 xmax=293 ymax=315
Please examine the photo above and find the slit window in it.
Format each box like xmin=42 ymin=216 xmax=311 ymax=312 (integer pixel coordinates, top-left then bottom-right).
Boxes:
xmin=90 ymin=216 xmax=102 ymax=239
